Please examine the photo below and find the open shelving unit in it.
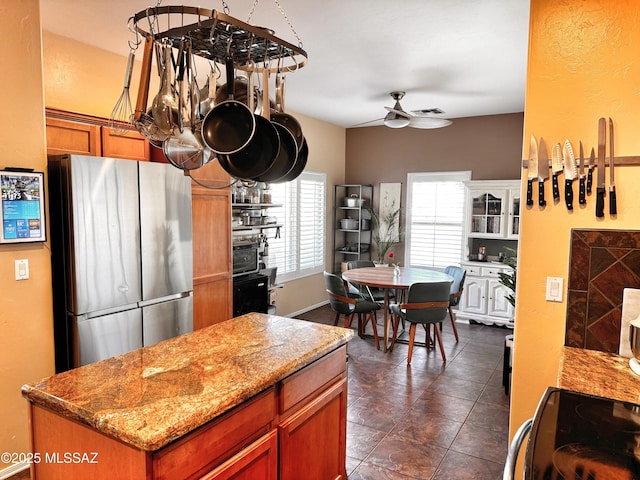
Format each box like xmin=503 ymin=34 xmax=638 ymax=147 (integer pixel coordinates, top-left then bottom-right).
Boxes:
xmin=332 ymin=184 xmax=372 ymax=273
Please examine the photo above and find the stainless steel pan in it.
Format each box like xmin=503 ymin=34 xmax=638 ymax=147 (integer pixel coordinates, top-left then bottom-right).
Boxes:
xmin=201 ymin=57 xmax=256 ymax=155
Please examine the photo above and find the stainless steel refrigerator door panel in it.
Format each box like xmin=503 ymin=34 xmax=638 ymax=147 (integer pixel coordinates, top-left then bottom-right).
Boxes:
xmin=67 ymin=156 xmax=141 ymax=314
xmin=138 ymin=162 xmax=193 ymax=301
xmin=142 ymin=294 xmax=193 ymax=347
xmin=74 ymin=308 xmax=143 ymax=367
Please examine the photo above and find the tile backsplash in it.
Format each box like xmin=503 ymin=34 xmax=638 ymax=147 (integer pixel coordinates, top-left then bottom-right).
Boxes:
xmin=566 ymin=229 xmax=640 ymax=353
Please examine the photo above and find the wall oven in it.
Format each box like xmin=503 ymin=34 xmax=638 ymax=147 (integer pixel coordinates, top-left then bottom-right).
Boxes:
xmin=232 ymin=241 xmax=259 ymax=277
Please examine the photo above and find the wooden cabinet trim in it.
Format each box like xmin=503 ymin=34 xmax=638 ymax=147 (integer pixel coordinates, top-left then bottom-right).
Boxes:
xmin=279 ymin=345 xmax=346 ymax=416
xmin=198 ymin=429 xmax=278 ymax=480
xmin=152 ymin=388 xmax=275 ymax=480
xmin=278 ymin=377 xmax=347 ymax=480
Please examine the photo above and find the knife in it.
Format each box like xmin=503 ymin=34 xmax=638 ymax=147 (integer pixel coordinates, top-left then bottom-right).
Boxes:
xmin=609 ymin=117 xmax=617 ymax=215
xmin=596 ymin=117 xmax=606 ymax=218
xmin=551 ymin=143 xmax=563 ymax=201
xmin=562 ymin=140 xmax=577 ymax=210
xmin=587 ymin=148 xmax=596 ymax=194
xmin=526 ymin=135 xmax=537 ymax=206
xmin=537 ymin=137 xmax=549 ymax=207
xmin=578 ymin=141 xmax=586 ymax=205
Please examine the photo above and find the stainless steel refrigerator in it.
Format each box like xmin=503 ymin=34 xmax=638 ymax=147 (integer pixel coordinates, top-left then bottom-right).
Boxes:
xmin=49 ymin=155 xmax=193 ymax=371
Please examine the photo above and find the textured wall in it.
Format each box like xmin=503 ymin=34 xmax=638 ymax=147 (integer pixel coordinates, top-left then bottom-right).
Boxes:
xmin=511 ymin=0 xmax=640 ymax=458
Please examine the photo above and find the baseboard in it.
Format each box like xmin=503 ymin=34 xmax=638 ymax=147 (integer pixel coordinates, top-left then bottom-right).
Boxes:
xmin=0 ymin=462 xmax=29 ymax=480
xmin=285 ymin=300 xmax=329 ymax=319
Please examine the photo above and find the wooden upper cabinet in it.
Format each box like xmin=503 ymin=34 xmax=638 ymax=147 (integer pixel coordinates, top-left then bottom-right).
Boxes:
xmin=45 ymin=109 xmax=150 ymax=161
xmin=46 ymin=117 xmax=101 ymax=156
xmin=101 ymin=126 xmax=150 ymax=161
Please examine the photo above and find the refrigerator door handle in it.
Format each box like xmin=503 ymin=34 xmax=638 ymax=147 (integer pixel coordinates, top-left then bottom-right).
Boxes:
xmin=84 ymin=302 xmax=139 ymax=319
xmin=138 ymin=291 xmax=192 ymax=308
xmin=503 ymin=418 xmax=532 ymax=480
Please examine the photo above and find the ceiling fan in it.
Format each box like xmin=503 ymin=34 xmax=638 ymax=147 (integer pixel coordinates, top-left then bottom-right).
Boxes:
xmin=355 ymin=91 xmax=452 ymax=129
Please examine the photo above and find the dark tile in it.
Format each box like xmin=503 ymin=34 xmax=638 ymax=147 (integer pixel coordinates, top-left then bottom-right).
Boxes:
xmin=391 ymin=409 xmax=463 ymax=449
xmin=465 ymin=401 xmax=510 ymax=434
xmin=478 ymin=384 xmax=511 ymax=407
xmin=346 ymin=421 xmax=387 ymax=461
xmin=348 ymin=461 xmax=418 ymax=479
xmin=569 ymin=231 xmax=591 ymax=290
xmin=590 ymin=247 xmax=616 ymax=280
xmin=412 ymin=391 xmax=476 ymax=423
xmin=585 ymin=308 xmax=622 ymax=353
xmin=432 ymin=450 xmax=504 ymax=480
xmin=450 ymin=422 xmax=509 ymax=464
xmin=429 ymin=375 xmax=486 ymax=402
xmin=565 ymin=290 xmax=587 ymax=347
xmin=591 ymin=260 xmax=640 ymax=307
xmin=366 ymin=433 xmax=448 ymax=479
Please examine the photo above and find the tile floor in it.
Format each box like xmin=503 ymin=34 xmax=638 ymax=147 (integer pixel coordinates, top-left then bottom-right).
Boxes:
xmin=295 ymin=304 xmax=512 ymax=480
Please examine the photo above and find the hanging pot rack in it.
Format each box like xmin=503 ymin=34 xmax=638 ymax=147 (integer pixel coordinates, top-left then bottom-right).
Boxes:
xmin=131 ymin=6 xmax=308 ymax=72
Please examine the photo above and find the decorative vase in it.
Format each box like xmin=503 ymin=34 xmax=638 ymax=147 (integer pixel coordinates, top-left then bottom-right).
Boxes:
xmin=393 ymin=265 xmax=400 ymax=277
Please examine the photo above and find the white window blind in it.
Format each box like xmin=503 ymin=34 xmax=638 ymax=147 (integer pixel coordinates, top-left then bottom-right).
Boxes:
xmin=406 ymin=171 xmax=471 ymax=269
xmin=268 ymin=172 xmax=326 ymax=283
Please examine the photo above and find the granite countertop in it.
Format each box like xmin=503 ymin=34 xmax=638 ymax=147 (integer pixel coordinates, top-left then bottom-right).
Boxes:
xmin=558 ymin=346 xmax=640 ymax=404
xmin=22 ymin=313 xmax=353 ymax=451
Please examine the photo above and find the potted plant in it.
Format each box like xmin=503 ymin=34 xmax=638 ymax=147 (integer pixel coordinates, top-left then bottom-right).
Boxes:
xmin=369 ymin=204 xmax=403 ymax=264
xmin=498 ymin=247 xmax=517 ymax=308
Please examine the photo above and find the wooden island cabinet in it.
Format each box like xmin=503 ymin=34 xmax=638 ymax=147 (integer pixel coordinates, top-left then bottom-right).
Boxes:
xmin=22 ymin=314 xmax=353 ymax=480
xmin=44 ymin=108 xmax=233 ymax=329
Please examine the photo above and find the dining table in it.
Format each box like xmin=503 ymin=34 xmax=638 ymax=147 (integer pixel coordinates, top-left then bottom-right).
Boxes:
xmin=342 ymin=266 xmax=454 ymax=352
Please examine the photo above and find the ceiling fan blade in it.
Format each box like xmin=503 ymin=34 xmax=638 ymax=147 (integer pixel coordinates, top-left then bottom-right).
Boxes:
xmin=411 ymin=108 xmax=445 ymax=115
xmin=383 ymin=107 xmax=412 ymax=118
xmin=408 ymin=117 xmax=452 ymax=129
xmin=350 ymin=117 xmax=384 ymax=128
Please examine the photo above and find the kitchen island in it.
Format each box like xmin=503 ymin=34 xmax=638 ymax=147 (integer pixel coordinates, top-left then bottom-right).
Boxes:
xmin=22 ymin=313 xmax=353 ymax=480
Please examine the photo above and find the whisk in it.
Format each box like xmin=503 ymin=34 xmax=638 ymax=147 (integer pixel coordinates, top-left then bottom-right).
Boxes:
xmin=109 ymin=50 xmax=136 ymax=133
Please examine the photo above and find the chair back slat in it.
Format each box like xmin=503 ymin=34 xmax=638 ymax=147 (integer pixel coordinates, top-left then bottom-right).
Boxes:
xmin=403 ymin=281 xmax=452 ymax=324
xmin=326 ymin=289 xmax=356 ymax=305
xmin=323 ymin=271 xmax=355 ymax=314
xmin=444 ymin=266 xmax=466 ymax=307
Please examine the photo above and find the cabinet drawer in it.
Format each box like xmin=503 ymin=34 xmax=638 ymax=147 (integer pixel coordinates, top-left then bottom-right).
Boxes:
xmin=279 ymin=346 xmax=346 ymax=416
xmin=465 ymin=265 xmax=482 ymax=276
xmin=153 ymin=387 xmax=276 ymax=480
xmin=481 ymin=266 xmax=503 ymax=277
xmin=199 ymin=430 xmax=277 ymax=480
xmin=481 ymin=265 xmax=512 ymax=277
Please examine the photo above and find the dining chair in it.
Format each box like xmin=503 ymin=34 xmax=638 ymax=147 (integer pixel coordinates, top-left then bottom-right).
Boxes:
xmin=389 ymin=281 xmax=452 ymax=364
xmin=442 ymin=265 xmax=466 ymax=342
xmin=323 ymin=271 xmax=380 ymax=349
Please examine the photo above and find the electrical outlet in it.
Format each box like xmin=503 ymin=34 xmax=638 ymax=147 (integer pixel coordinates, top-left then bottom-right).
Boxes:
xmin=546 ymin=276 xmax=563 ymax=302
xmin=15 ymin=259 xmax=29 ymax=280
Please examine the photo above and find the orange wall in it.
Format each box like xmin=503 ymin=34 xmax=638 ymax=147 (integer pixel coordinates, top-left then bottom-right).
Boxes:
xmin=0 ymin=0 xmax=55 ymax=470
xmin=511 ymin=0 xmax=640 ymax=450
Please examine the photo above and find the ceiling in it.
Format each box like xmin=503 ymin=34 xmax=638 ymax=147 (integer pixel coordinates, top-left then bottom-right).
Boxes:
xmin=39 ymin=0 xmax=531 ymax=128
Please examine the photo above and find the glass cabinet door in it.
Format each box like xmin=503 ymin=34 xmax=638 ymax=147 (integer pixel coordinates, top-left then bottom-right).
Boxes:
xmin=470 ymin=191 xmax=506 ymax=237
xmin=507 ymin=189 xmax=520 ymax=239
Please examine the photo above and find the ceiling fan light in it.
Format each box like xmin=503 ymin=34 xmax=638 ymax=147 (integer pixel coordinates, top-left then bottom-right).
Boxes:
xmin=383 ymin=112 xmax=410 ymax=128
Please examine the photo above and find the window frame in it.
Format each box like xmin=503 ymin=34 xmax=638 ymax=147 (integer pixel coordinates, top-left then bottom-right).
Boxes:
xmin=268 ymin=171 xmax=326 ymax=284
xmin=405 ymin=171 xmax=472 ymax=269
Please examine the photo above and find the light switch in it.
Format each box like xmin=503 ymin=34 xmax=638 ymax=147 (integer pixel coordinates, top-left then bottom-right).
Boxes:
xmin=15 ymin=259 xmax=29 ymax=280
xmin=546 ymin=276 xmax=563 ymax=302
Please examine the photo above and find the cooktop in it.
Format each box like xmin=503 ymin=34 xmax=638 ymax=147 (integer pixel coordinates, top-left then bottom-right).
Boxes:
xmin=527 ymin=388 xmax=640 ymax=480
